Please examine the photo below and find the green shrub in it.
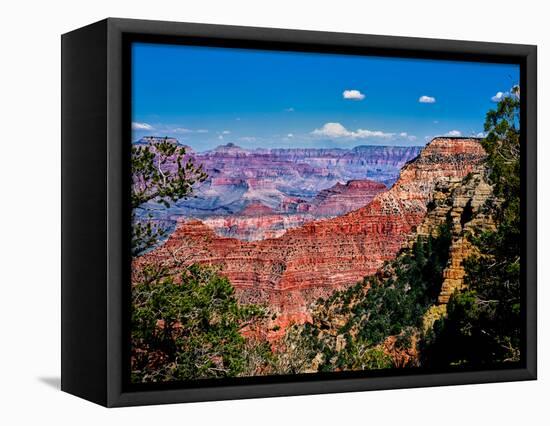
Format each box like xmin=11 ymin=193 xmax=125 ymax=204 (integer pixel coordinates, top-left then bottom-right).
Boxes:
xmin=131 ymin=264 xmax=270 ymax=382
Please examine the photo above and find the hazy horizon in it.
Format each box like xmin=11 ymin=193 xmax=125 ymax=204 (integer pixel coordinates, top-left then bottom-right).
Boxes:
xmin=132 ymin=134 xmax=482 ymax=153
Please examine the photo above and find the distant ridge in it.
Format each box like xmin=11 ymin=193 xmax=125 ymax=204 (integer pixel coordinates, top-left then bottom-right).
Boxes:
xmin=134 ymin=136 xmax=194 ymax=154
xmin=212 ymin=142 xmax=248 ymax=154
xmin=134 ymin=136 xmax=425 ymax=155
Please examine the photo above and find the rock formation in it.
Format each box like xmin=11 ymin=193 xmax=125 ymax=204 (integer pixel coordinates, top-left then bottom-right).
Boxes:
xmin=300 ymin=155 xmax=496 ymax=372
xmin=416 ymin=164 xmax=495 ymax=331
xmin=311 ymin=180 xmax=387 ymax=216
xmin=199 ymin=179 xmax=387 ymax=241
xmin=414 ymin=170 xmax=495 ymax=304
xmin=134 ymin=137 xmax=487 ymax=332
xmin=200 ymin=207 xmax=315 ymax=241
xmin=134 ymin=138 xmax=420 ymax=220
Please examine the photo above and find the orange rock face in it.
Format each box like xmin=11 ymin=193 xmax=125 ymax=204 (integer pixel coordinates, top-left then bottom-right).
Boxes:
xmin=135 ymin=137 xmax=486 ymax=332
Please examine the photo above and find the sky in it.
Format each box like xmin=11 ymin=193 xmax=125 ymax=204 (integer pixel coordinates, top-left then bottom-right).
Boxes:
xmin=131 ymin=42 xmax=519 ymax=151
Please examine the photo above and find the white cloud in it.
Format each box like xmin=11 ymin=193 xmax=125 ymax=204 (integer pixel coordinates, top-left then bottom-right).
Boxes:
xmin=284 ymin=107 xmax=295 ymax=112
xmin=475 ymin=132 xmax=486 ymax=138
xmin=491 ymin=85 xmax=520 ymax=103
xmin=140 ymin=124 xmax=210 ymax=134
xmin=287 ymin=133 xmax=294 ymax=138
xmin=168 ymin=127 xmax=210 ymax=135
xmin=311 ymin=122 xmax=394 ymax=139
xmin=418 ymin=95 xmax=436 ymax=104
xmin=446 ymin=130 xmax=462 ymax=137
xmin=171 ymin=127 xmax=210 ymax=135
xmin=491 ymin=91 xmax=506 ymax=102
xmin=355 ymin=129 xmax=394 ymax=138
xmin=218 ymin=135 xmax=224 ymax=140
xmin=342 ymin=89 xmax=365 ymax=101
xmin=172 ymin=127 xmax=192 ymax=134
xmin=240 ymin=136 xmax=257 ymax=142
xmin=221 ymin=130 xmax=231 ymax=135
xmin=312 ymin=123 xmax=352 ymax=138
xmin=132 ymin=122 xmax=154 ymax=130
xmin=399 ymin=132 xmax=417 ymax=141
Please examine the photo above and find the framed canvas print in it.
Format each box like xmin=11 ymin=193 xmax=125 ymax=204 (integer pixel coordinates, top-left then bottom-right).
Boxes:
xmin=61 ymin=18 xmax=537 ymax=407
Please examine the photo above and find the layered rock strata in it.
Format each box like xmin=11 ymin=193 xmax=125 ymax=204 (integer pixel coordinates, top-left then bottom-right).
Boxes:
xmin=134 ymin=137 xmax=486 ymax=330
xmin=135 ymin=139 xmax=421 ymax=220
xmin=415 ymin=171 xmax=495 ymax=304
xmin=201 ymin=205 xmax=316 ymax=241
xmin=311 ymin=180 xmax=387 ymax=216
xmin=200 ymin=179 xmax=387 ymax=241
xmin=285 ymin=145 xmax=495 ymax=368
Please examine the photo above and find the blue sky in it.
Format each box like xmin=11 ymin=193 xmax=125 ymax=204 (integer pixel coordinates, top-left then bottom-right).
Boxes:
xmin=131 ymin=42 xmax=519 ymax=151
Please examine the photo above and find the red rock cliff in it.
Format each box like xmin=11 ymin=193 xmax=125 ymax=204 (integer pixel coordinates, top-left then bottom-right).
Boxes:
xmin=312 ymin=179 xmax=387 ymax=216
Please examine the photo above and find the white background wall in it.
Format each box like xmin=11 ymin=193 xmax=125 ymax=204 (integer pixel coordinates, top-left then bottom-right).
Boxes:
xmin=0 ymin=0 xmax=546 ymax=424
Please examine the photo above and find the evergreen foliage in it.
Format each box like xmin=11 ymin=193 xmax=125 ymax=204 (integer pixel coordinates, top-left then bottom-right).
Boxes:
xmin=131 ymin=138 xmax=207 ymax=256
xmin=422 ymin=87 xmax=521 ymax=367
xmin=132 ymin=265 xmax=271 ymax=382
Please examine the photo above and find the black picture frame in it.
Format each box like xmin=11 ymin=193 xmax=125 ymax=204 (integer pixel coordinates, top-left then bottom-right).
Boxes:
xmin=61 ymin=17 xmax=537 ymax=407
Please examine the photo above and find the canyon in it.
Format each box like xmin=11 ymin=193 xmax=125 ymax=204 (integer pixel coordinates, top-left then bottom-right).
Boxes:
xmin=201 ymin=179 xmax=387 ymax=241
xmin=135 ymin=137 xmax=419 ymax=240
xmin=133 ymin=137 xmax=487 ymax=333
